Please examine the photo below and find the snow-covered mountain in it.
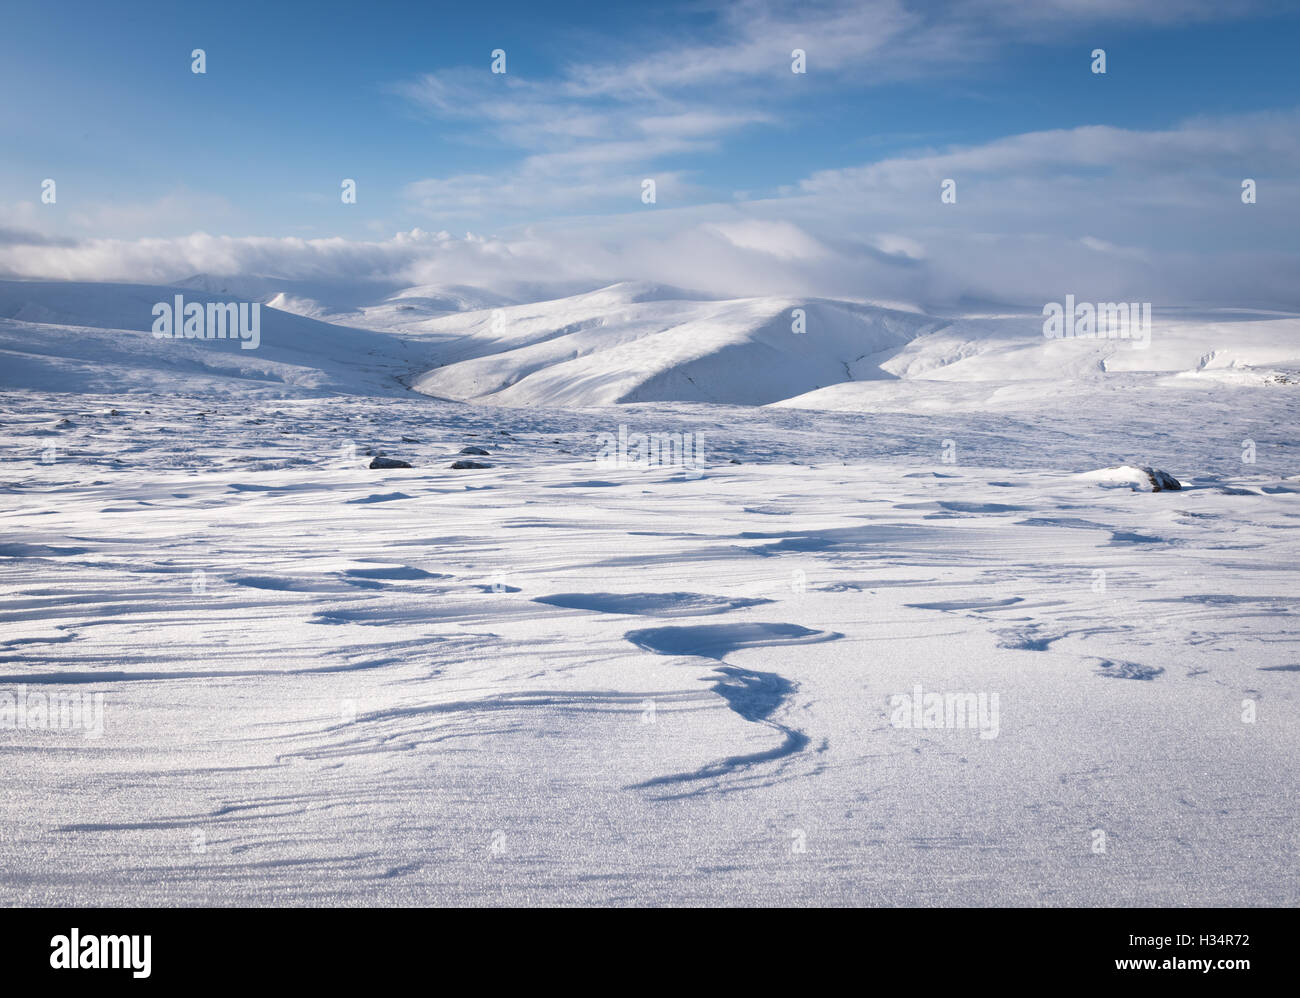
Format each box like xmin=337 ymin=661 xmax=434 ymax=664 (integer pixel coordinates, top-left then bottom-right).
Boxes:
xmin=406 ymin=281 xmax=944 ymax=406
xmin=0 ymin=279 xmax=414 ymax=395
xmin=6 ymin=278 xmax=1297 ymax=408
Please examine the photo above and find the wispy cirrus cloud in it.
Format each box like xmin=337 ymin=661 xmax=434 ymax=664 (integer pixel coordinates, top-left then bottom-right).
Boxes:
xmin=392 ymin=67 xmax=771 ymax=217
xmin=389 ymin=0 xmax=975 ymax=218
xmin=389 ymin=0 xmax=1280 ymax=224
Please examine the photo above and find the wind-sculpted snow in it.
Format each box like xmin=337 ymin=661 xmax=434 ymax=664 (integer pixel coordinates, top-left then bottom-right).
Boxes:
xmin=534 ymin=592 xmax=772 ymax=616
xmin=1 ymin=380 xmax=1298 ymax=904
xmin=624 ymin=622 xmax=841 ymax=659
xmin=620 ymin=623 xmax=839 ymax=797
xmin=0 ymin=277 xmax=1298 ymax=904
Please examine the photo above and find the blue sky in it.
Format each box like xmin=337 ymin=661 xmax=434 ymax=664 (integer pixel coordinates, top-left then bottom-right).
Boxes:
xmin=3 ymin=0 xmax=1299 ymax=306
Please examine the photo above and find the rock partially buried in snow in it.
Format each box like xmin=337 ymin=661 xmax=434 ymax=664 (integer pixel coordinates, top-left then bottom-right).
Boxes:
xmin=450 ymin=460 xmax=492 ymax=469
xmin=458 ymin=446 xmax=490 ymax=456
xmin=1146 ymin=468 xmax=1182 ymax=491
xmin=1079 ymin=465 xmax=1181 ymax=492
xmin=369 ymin=457 xmax=413 ymax=469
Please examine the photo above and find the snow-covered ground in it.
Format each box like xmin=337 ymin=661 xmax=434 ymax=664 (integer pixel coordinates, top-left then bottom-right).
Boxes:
xmin=1 ymin=279 xmax=1297 ymax=905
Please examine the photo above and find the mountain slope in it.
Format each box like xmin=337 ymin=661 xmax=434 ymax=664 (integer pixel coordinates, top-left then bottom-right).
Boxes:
xmin=0 ymin=280 xmax=413 ymax=395
xmin=408 ymin=282 xmax=945 ymax=406
xmin=5 ymin=279 xmax=1298 ymax=409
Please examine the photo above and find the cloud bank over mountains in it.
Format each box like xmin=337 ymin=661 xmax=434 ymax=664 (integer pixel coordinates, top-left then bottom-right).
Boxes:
xmin=6 ymin=105 xmax=1296 ymax=308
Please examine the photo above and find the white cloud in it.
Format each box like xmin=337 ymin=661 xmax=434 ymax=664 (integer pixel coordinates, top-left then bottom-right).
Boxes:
xmin=703 ymin=220 xmax=829 ymax=260
xmin=386 ymin=0 xmax=1281 ymax=227
xmin=4 ymin=189 xmax=235 ymax=243
xmin=3 ymin=109 xmax=1296 ymax=310
xmin=393 ymin=70 xmax=764 ymax=216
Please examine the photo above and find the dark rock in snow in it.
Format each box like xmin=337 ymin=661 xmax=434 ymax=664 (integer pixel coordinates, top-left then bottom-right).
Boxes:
xmin=1144 ymin=468 xmax=1181 ymax=491
xmin=459 ymin=446 xmax=490 ymax=456
xmin=450 ymin=460 xmax=492 ymax=469
xmin=369 ymin=457 xmax=412 ymax=469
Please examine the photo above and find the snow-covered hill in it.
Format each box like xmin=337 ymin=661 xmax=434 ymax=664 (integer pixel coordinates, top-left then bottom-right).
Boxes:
xmin=407 ymin=282 xmax=945 ymax=406
xmin=3 ymin=278 xmax=1299 ymax=410
xmin=774 ymin=308 xmax=1300 ymax=411
xmin=0 ymin=280 xmax=415 ymax=395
